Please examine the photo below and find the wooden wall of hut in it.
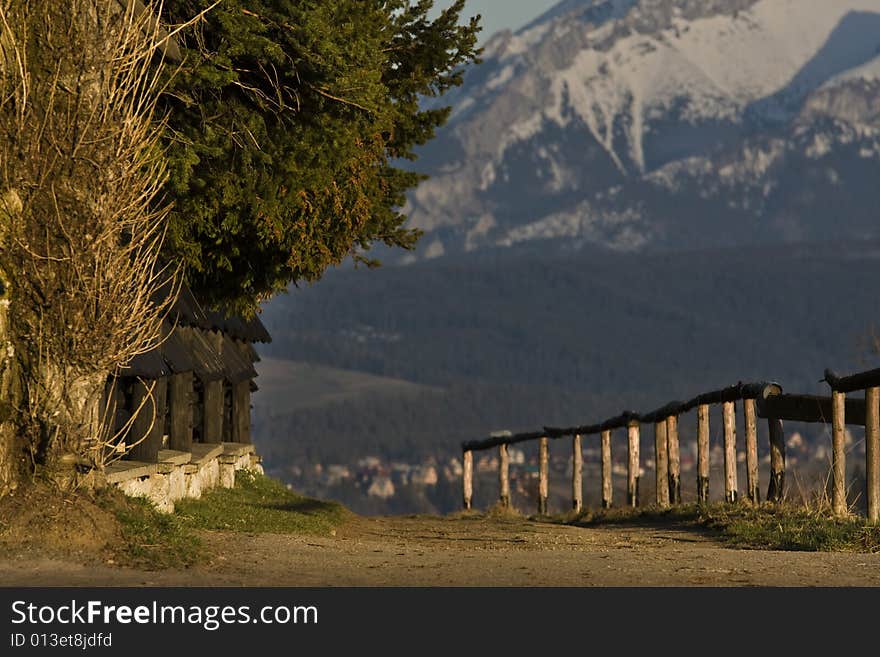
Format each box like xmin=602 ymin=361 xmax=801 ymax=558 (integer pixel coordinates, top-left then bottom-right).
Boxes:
xmin=127 ymin=377 xmax=167 ymax=463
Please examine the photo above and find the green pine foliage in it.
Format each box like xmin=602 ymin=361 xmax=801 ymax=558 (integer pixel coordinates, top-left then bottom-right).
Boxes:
xmin=158 ymin=1 xmax=481 ymax=315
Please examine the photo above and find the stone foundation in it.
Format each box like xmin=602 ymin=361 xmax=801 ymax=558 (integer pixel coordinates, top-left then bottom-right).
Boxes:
xmin=103 ymin=443 xmax=263 ymax=513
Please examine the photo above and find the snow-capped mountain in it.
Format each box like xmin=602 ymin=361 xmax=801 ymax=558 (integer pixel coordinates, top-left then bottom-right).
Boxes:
xmin=403 ymin=0 xmax=880 ymax=261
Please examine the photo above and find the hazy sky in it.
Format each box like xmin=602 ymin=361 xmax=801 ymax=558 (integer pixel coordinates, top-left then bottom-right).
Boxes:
xmin=432 ymin=0 xmax=560 ymax=43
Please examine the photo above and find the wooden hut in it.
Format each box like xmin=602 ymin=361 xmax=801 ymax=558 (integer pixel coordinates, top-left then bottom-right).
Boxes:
xmin=107 ymin=284 xmax=270 ymax=465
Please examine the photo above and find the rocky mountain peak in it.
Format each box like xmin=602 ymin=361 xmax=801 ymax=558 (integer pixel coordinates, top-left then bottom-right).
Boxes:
xmin=402 ymin=0 xmax=880 ymax=263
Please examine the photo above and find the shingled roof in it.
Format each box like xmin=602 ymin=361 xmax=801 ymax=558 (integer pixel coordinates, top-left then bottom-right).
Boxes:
xmin=120 ymin=282 xmax=269 ymax=379
xmin=168 ymin=284 xmax=272 ymax=344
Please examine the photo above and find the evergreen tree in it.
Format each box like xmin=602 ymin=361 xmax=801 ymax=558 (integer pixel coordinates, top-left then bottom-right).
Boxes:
xmin=159 ymin=1 xmax=481 ymax=315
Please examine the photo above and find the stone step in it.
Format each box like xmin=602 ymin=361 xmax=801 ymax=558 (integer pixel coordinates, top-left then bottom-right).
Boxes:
xmin=221 ymin=442 xmax=255 ymax=458
xmin=190 ymin=443 xmax=224 ymax=466
xmin=158 ymin=449 xmax=192 ymax=466
xmin=104 ymin=461 xmax=159 ymax=485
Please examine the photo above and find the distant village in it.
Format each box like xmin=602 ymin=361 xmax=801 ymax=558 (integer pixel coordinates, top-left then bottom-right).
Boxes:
xmin=271 ymin=427 xmax=865 ymax=514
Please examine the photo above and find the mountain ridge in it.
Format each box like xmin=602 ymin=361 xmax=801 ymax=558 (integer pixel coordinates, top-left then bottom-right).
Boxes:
xmin=401 ymin=0 xmax=880 ymax=263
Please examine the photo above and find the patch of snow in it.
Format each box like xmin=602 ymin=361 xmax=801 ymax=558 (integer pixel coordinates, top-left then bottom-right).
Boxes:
xmin=486 ymin=64 xmax=517 ymax=91
xmin=498 ymin=0 xmax=880 ymax=174
xmin=480 ymin=162 xmax=496 ymax=190
xmin=449 ymin=96 xmax=475 ymax=120
xmin=824 ymin=54 xmax=880 ymax=87
xmin=423 ymin=240 xmax=445 ymax=260
xmin=496 ymin=200 xmax=646 ymax=251
xmin=805 ymin=133 xmax=833 ymax=158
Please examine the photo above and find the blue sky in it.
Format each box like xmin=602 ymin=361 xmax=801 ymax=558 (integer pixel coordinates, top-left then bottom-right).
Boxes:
xmin=431 ymin=0 xmax=560 ymax=43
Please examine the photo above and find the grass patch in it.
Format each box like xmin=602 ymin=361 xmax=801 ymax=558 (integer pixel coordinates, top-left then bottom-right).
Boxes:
xmin=567 ymin=503 xmax=880 ymax=552
xmin=97 ymin=472 xmax=348 ymax=569
xmin=97 ymin=489 xmax=202 ymax=570
xmin=174 ymin=470 xmax=348 ymax=535
xmin=704 ymin=505 xmax=880 ymax=552
xmin=569 ymin=504 xmax=704 ymax=525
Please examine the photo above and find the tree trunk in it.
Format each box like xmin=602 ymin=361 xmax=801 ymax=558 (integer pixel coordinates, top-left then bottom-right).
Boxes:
xmin=0 ymin=289 xmax=23 ymax=495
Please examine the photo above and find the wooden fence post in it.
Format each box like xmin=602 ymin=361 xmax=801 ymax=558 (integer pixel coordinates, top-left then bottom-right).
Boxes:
xmin=572 ymin=434 xmax=583 ymax=513
xmin=462 ymin=449 xmax=473 ymax=511
xmin=654 ymin=420 xmax=669 ymax=508
xmin=744 ymin=398 xmax=759 ymax=503
xmin=697 ymin=404 xmax=710 ymax=504
xmin=866 ymin=387 xmax=880 ymax=522
xmin=601 ymin=429 xmax=612 ymax=509
xmin=831 ymin=391 xmax=847 ymax=517
xmin=666 ymin=415 xmax=681 ymax=505
xmin=767 ymin=418 xmax=785 ymax=503
xmin=538 ymin=436 xmax=549 ymax=515
xmin=722 ymin=400 xmax=738 ymax=503
xmin=498 ymin=443 xmax=510 ymax=509
xmin=627 ymin=421 xmax=640 ymax=508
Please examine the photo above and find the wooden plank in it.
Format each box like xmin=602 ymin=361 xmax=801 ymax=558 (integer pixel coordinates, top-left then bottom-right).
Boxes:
xmin=767 ymin=418 xmax=785 ymax=503
xmin=463 ymin=429 xmax=540 ymax=452
xmin=697 ymin=404 xmax=710 ymax=504
xmin=758 ymin=394 xmax=865 ymax=426
xmin=462 ymin=449 xmax=473 ymax=511
xmin=825 ymin=367 xmax=880 ymax=394
xmin=202 ymin=378 xmax=224 ymax=444
xmin=654 ymin=420 xmax=669 ymax=508
xmin=666 ymin=415 xmax=681 ymax=505
xmin=221 ymin=442 xmax=255 ymax=457
xmin=157 ymin=449 xmax=191 ymax=466
xmin=190 ymin=442 xmax=224 ymax=466
xmin=601 ymin=429 xmax=612 ymax=509
xmin=642 ymin=401 xmax=685 ymax=425
xmin=831 ymin=391 xmax=847 ymax=517
xmin=498 ymin=443 xmax=510 ymax=509
xmin=538 ymin=436 xmax=549 ymax=515
xmin=104 ymin=460 xmax=158 ymax=484
xmin=572 ymin=434 xmax=583 ymax=513
xmin=866 ymin=387 xmax=880 ymax=523
xmin=627 ymin=422 xmax=640 ymax=508
xmin=231 ymin=379 xmax=251 ymax=444
xmin=221 ymin=381 xmax=233 ymax=443
xmin=168 ymin=371 xmax=193 ymax=453
xmin=127 ymin=378 xmax=165 ymax=463
xmin=744 ymin=398 xmax=759 ymax=504
xmin=722 ymin=400 xmax=738 ymax=503
xmin=685 ymin=382 xmax=782 ymax=411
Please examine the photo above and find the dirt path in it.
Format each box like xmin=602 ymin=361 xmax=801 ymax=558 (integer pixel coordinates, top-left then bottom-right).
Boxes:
xmin=2 ymin=514 xmax=880 ymax=587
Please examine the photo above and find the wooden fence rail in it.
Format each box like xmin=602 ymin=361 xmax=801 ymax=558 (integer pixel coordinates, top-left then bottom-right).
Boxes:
xmin=459 ymin=371 xmax=880 ymax=523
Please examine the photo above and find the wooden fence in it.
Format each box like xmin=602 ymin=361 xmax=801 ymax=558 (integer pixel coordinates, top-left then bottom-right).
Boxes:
xmin=460 ymin=366 xmax=880 ymax=522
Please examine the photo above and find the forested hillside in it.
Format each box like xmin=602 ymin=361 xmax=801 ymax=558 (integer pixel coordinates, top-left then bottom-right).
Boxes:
xmin=255 ymin=240 xmax=880 ymax=470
